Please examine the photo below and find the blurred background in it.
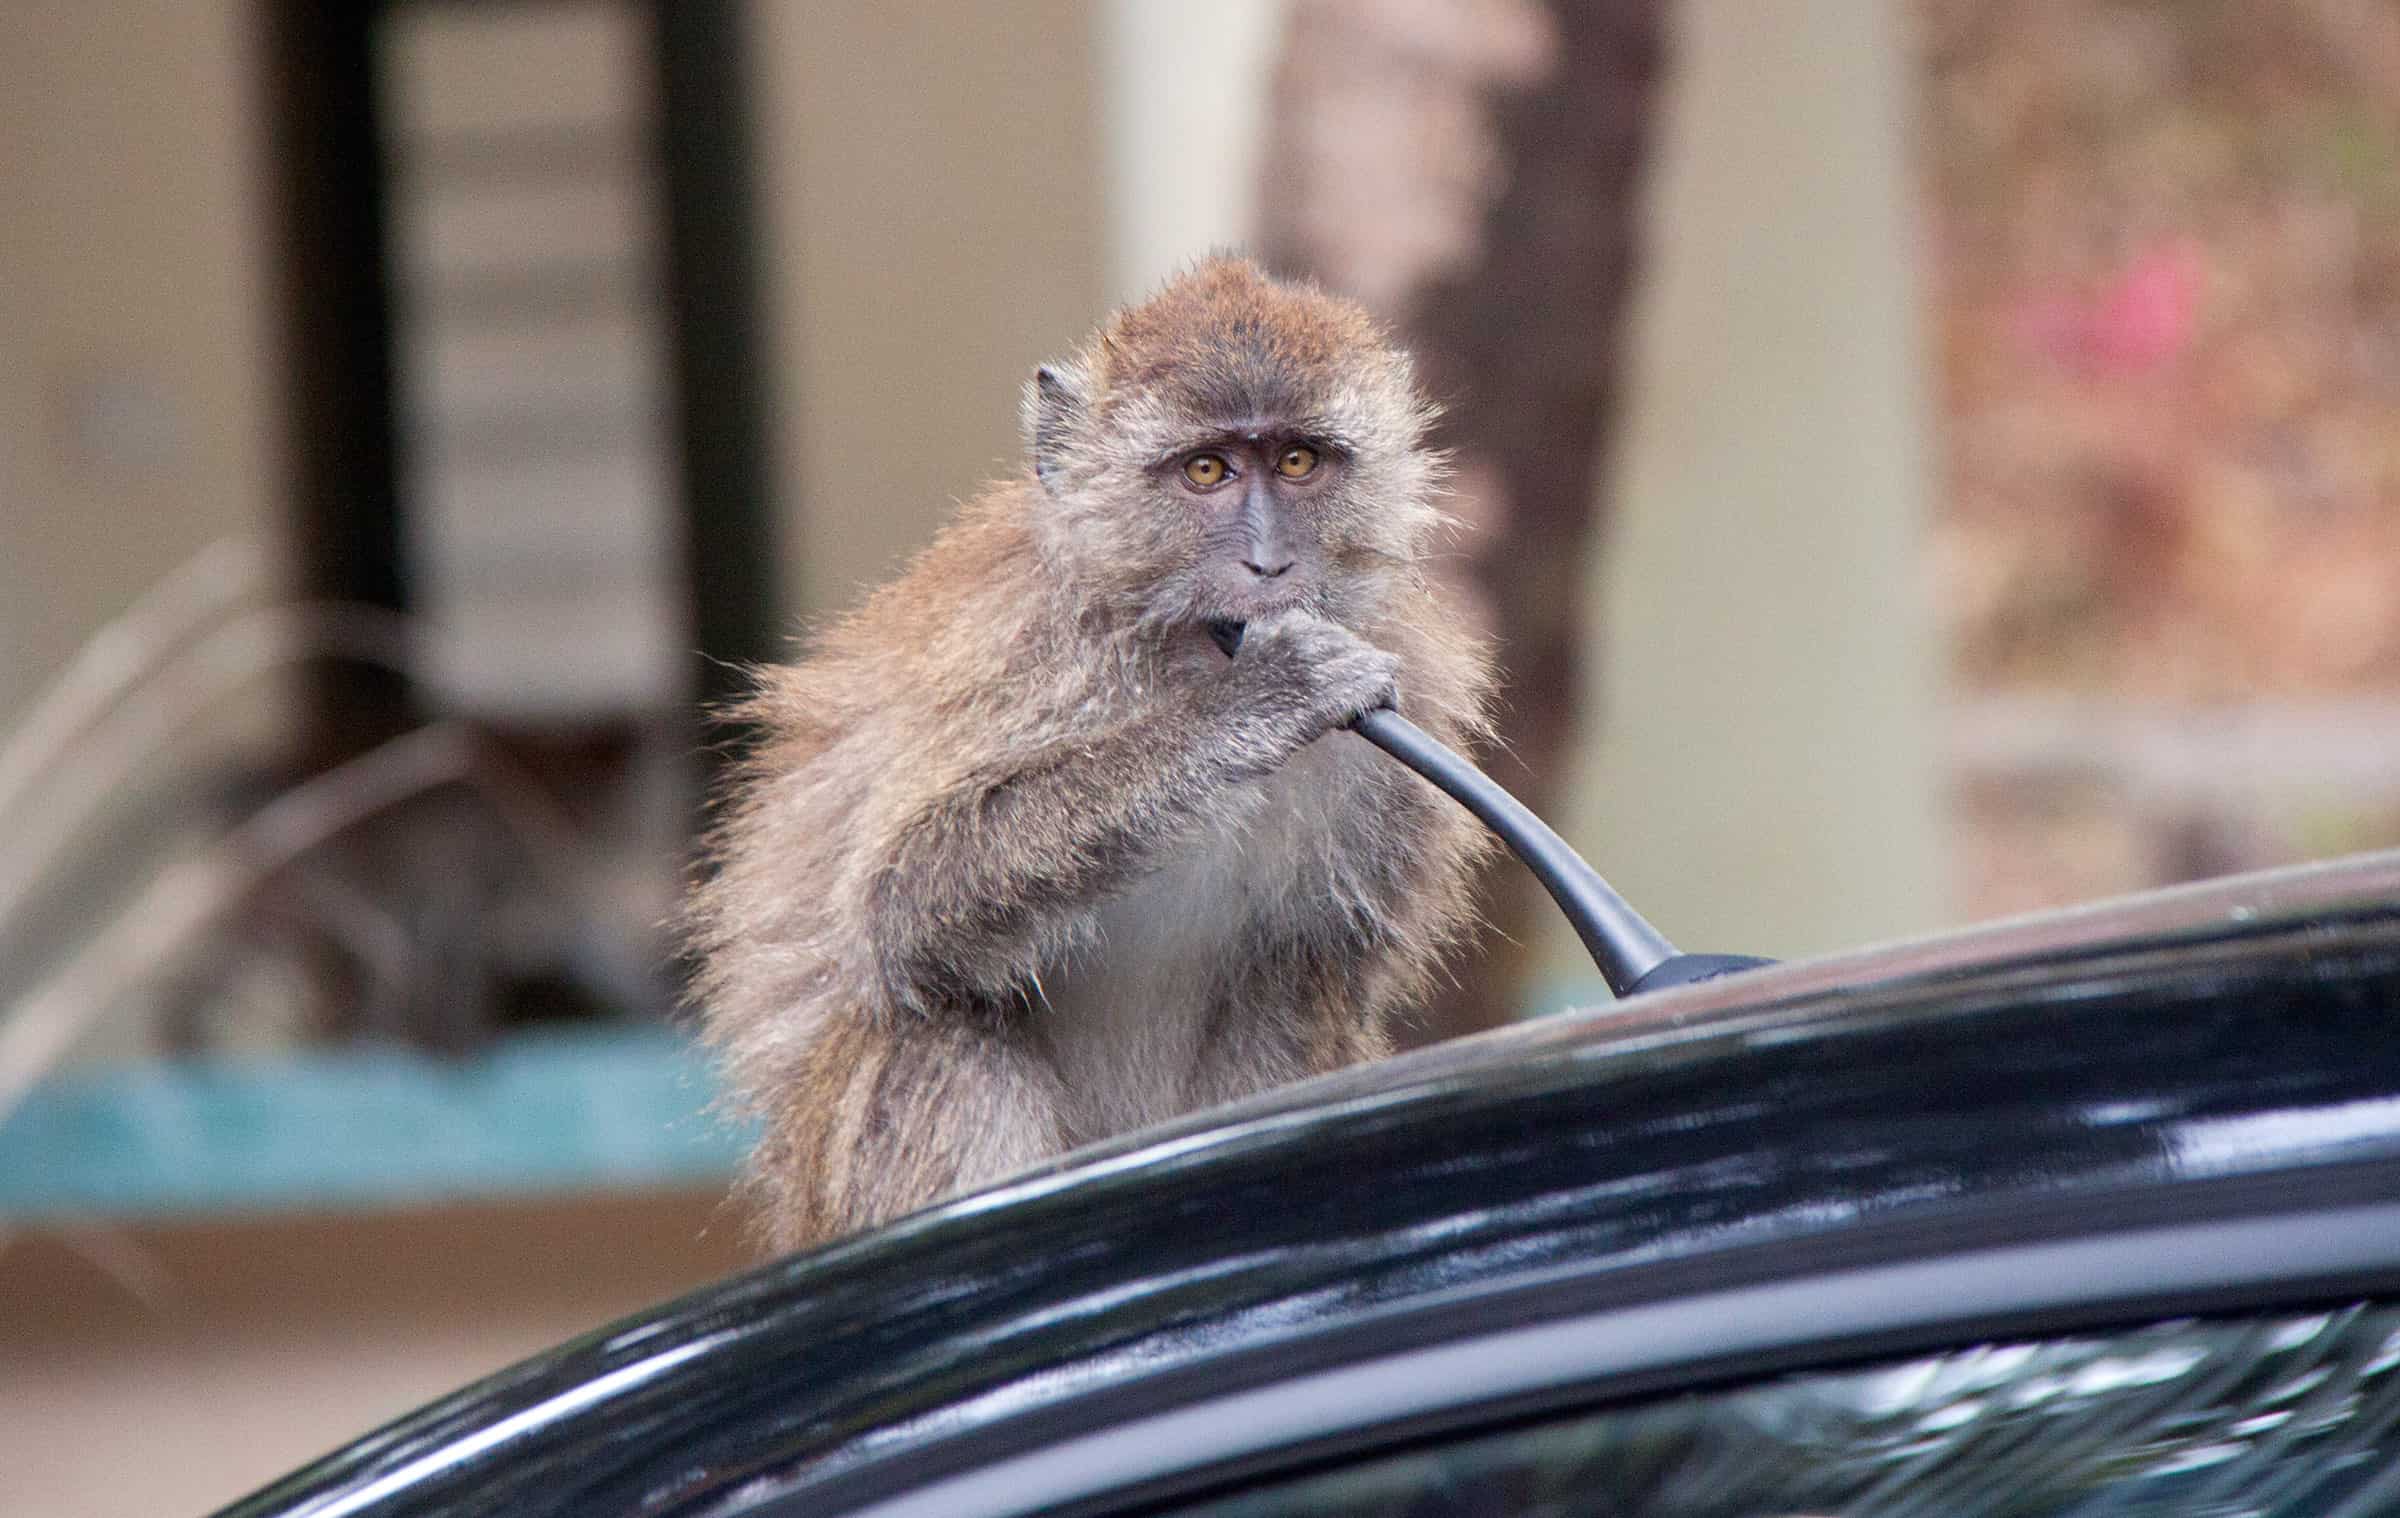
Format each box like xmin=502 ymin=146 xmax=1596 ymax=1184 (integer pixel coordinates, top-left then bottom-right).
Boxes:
xmin=6 ymin=1 xmax=2400 ymax=1510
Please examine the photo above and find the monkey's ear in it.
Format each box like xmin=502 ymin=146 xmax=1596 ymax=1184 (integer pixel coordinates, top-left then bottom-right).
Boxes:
xmin=1024 ymin=363 xmax=1087 ymax=494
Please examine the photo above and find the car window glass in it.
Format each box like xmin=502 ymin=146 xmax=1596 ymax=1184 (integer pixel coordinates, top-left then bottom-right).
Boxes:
xmin=1155 ymin=1301 xmax=2400 ymax=1517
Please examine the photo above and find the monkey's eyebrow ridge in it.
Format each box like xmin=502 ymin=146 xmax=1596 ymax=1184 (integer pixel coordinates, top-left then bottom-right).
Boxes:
xmin=1145 ymin=423 xmax=1351 ymax=469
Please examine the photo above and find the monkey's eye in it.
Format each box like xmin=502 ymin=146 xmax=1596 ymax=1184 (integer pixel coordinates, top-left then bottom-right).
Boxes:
xmin=1182 ymin=453 xmax=1229 ymax=488
xmin=1275 ymin=445 xmax=1320 ymax=480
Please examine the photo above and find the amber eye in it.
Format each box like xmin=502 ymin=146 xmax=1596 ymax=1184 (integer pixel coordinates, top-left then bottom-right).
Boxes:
xmin=1182 ymin=453 xmax=1228 ymax=487
xmin=1275 ymin=445 xmax=1319 ymax=479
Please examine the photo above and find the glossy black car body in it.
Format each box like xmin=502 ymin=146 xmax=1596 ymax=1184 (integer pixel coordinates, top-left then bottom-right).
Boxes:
xmin=222 ymin=853 xmax=2400 ymax=1518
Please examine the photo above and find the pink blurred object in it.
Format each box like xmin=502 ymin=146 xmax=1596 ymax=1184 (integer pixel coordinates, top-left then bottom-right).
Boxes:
xmin=2020 ymin=244 xmax=2203 ymax=375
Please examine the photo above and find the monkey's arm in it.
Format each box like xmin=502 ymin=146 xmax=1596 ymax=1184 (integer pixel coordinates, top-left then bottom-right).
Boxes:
xmin=864 ymin=709 xmax=1245 ymax=1014
xmin=864 ymin=613 xmax=1397 ymax=1014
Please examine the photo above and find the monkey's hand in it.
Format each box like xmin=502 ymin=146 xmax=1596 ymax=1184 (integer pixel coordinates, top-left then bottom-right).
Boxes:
xmin=1210 ymin=611 xmax=1401 ymax=768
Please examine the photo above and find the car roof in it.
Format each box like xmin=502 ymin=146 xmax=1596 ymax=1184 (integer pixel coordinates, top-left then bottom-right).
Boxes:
xmin=1043 ymin=844 xmax=2400 ymax=1153
xmin=220 ymin=850 xmax=2400 ymax=1518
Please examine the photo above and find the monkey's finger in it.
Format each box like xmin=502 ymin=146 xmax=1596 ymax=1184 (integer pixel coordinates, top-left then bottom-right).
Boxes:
xmin=1206 ymin=620 xmax=1246 ymax=659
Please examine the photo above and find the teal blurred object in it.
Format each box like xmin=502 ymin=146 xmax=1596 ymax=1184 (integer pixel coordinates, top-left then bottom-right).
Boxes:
xmin=0 ymin=1026 xmax=747 ymax=1220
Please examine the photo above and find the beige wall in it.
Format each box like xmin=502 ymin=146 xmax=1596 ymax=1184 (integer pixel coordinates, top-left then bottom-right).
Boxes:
xmin=0 ymin=1192 xmax=750 ymax=1517
xmin=0 ymin=2 xmax=286 ymax=730
xmin=0 ymin=1 xmax=1110 ymax=703
xmin=746 ymin=0 xmax=1106 ymax=627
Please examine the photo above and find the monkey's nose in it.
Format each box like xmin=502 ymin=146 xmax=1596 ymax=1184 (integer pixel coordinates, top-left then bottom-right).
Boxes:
xmin=1240 ymin=557 xmax=1296 ymax=579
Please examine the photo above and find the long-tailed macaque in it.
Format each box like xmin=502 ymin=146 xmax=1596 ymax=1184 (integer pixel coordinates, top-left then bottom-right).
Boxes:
xmin=688 ymin=257 xmax=1496 ymax=1250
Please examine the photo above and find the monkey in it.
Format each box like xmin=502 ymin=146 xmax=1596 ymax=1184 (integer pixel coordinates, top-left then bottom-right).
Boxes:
xmin=686 ymin=256 xmax=1496 ymax=1251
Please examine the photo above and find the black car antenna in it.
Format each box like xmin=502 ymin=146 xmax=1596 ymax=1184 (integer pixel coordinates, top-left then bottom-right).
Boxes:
xmin=1353 ymin=710 xmax=1766 ymax=994
xmin=1205 ymin=618 xmax=1766 ymax=997
xmin=1346 ymin=706 xmax=1771 ymax=997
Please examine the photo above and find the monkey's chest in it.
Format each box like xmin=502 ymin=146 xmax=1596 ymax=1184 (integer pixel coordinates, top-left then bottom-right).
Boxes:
xmin=1034 ymin=741 xmax=1357 ymax=1140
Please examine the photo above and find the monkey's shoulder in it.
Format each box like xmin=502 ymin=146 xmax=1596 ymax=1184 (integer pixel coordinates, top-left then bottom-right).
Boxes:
xmin=816 ymin=486 xmax=1061 ymax=670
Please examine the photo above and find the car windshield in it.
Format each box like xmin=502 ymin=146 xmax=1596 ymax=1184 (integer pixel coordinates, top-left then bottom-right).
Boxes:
xmin=1163 ymin=1301 xmax=2400 ymax=1517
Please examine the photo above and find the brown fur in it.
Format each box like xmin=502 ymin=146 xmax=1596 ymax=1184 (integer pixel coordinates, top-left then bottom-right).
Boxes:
xmin=687 ymin=258 xmax=1496 ymax=1251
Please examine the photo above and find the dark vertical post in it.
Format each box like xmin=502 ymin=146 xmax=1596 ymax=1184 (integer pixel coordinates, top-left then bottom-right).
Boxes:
xmin=652 ymin=0 xmax=784 ymax=720
xmin=261 ymin=0 xmax=416 ymax=759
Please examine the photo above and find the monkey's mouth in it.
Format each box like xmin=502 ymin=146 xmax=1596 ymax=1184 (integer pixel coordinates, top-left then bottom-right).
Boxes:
xmin=1199 ymin=576 xmax=1314 ymax=623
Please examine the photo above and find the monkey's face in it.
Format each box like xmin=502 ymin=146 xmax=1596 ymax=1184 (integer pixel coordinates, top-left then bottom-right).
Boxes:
xmin=1023 ymin=258 xmax=1446 ymax=636
xmin=1143 ymin=431 xmax=1344 ymax=621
